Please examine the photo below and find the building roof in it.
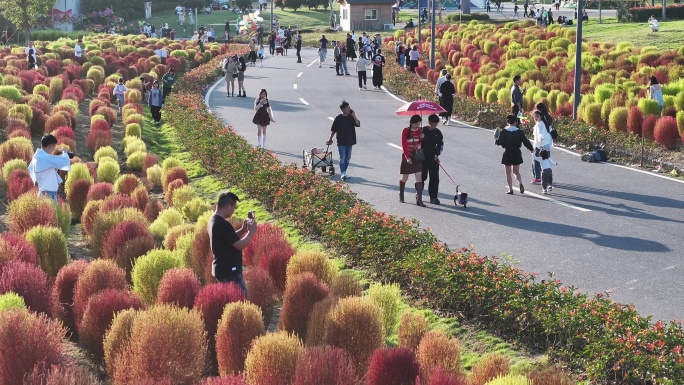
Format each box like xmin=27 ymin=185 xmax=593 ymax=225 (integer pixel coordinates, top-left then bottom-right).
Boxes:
xmin=338 ymin=0 xmax=396 ymax=5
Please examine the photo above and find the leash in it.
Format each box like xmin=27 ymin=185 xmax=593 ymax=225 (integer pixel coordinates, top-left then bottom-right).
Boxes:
xmin=437 ymin=160 xmax=457 ymax=186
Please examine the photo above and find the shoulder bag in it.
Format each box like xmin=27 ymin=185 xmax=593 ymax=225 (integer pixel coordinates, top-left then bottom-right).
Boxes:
xmin=409 ymin=131 xmax=425 ymax=162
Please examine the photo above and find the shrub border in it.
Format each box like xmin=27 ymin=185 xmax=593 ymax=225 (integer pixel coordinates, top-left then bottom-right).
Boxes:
xmin=164 ymin=44 xmax=684 ymax=384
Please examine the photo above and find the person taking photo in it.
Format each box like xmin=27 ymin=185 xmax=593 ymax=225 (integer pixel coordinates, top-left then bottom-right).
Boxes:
xmin=28 ymin=134 xmax=72 ymax=201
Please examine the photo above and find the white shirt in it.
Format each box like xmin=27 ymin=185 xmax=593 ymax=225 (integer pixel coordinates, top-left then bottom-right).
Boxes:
xmin=278 ymin=28 xmax=285 ymax=39
xmin=74 ymin=44 xmax=83 ymax=57
xmin=531 ymin=154 xmax=557 ymax=170
xmin=351 ymin=33 xmax=357 ymax=41
xmin=25 ymin=46 xmax=37 ymax=61
xmin=355 ymin=57 xmax=370 ymax=71
xmin=409 ymin=50 xmax=420 ymax=60
xmin=435 ymin=75 xmax=446 ymax=96
xmin=29 ymin=149 xmax=71 ymax=192
xmin=533 ymin=120 xmax=553 ymax=149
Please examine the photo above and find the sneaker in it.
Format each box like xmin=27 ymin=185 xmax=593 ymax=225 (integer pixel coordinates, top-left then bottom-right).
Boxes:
xmin=430 ymin=198 xmax=441 ymax=205
xmin=519 ymin=183 xmax=525 ymax=194
xmin=531 ymin=178 xmax=541 ymax=184
xmin=341 ymin=174 xmax=350 ymax=180
xmin=542 ymin=189 xmax=548 ymax=194
xmin=359 ymin=87 xmax=362 ymax=90
xmin=345 ymin=73 xmax=351 ymax=75
xmin=548 ymin=185 xmax=553 ymax=191
xmin=363 ymin=86 xmax=367 ymax=89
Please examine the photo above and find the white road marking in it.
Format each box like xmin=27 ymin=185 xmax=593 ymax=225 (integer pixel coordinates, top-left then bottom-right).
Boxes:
xmin=387 ymin=143 xmax=403 ymax=150
xmin=299 ymin=98 xmax=309 ymax=105
xmin=327 ymin=117 xmax=334 ymax=121
xmin=513 ymin=187 xmax=592 ymax=212
xmin=599 ymin=162 xmax=684 ymax=185
xmin=297 ymin=72 xmax=303 ymax=78
xmin=204 ymin=77 xmax=225 ymax=113
xmin=307 ymin=59 xmax=318 ymax=68
xmin=293 ymin=84 xmax=297 ymax=89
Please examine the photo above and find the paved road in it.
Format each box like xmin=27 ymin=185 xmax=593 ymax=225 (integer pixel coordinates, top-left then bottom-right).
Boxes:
xmin=207 ymin=48 xmax=684 ymax=322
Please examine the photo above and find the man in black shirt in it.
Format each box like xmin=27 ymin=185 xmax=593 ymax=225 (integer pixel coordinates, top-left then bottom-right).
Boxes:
xmin=327 ymin=100 xmax=360 ymax=180
xmin=207 ymin=192 xmax=257 ymax=297
xmin=511 ymin=75 xmax=524 ymax=112
xmin=421 ymin=114 xmax=444 ymax=204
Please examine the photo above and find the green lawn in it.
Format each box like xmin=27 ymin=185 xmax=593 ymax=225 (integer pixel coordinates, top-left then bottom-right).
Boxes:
xmin=581 ymin=17 xmax=684 ymax=50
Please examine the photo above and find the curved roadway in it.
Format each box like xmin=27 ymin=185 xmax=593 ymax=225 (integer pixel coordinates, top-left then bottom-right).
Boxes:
xmin=206 ymin=48 xmax=684 ymax=321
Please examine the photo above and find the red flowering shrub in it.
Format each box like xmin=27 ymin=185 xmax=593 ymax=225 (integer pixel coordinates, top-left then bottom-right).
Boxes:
xmin=279 ymin=272 xmax=329 ymax=341
xmin=53 ymin=125 xmax=76 ymax=140
xmin=163 ymin=224 xmax=194 ymax=251
xmin=108 ymin=305 xmax=207 ymax=385
xmin=51 ymin=260 xmax=90 ymax=335
xmin=44 ymin=113 xmax=70 ymax=133
xmin=89 ymin=98 xmax=109 ymax=116
xmin=102 ymin=220 xmax=153 ymax=268
xmin=626 ymin=106 xmax=644 ymax=136
xmin=90 ymin=119 xmax=111 ymax=132
xmin=87 ymin=182 xmax=114 ymax=201
xmin=417 ymin=331 xmax=462 ymax=383
xmin=30 ymin=108 xmax=47 ymax=136
xmin=164 ymin=179 xmax=186 ymax=203
xmin=293 ymin=346 xmax=357 ymax=385
xmin=191 ymin=228 xmax=213 ymax=284
xmin=114 ymin=175 xmax=141 ymax=197
xmin=243 ymin=221 xmax=289 ymax=266
xmin=244 ymin=267 xmax=276 ymax=323
xmin=0 ymin=309 xmax=67 ymax=385
xmin=156 ymin=268 xmax=201 ymax=309
xmin=428 ymin=368 xmax=467 ymax=385
xmin=642 ymin=114 xmax=658 ymax=140
xmin=259 ymin=242 xmax=295 ymax=294
xmin=67 ymin=178 xmax=91 ymax=220
xmin=7 ymin=168 xmax=35 ymax=201
xmin=0 ymin=137 xmax=33 ymax=169
xmin=7 ymin=193 xmax=57 ymax=234
xmin=86 ymin=129 xmax=113 ymax=152
xmin=365 ymin=347 xmax=420 ymax=385
xmin=131 ymin=186 xmax=149 ymax=212
xmin=81 ymin=200 xmax=103 ymax=236
xmin=244 ymin=331 xmax=303 ymax=385
xmin=467 ymin=354 xmax=510 ymax=385
xmin=100 ymin=194 xmax=137 ymax=214
xmin=162 ymin=166 xmax=189 ymax=192
xmin=24 ymin=364 xmax=102 ymax=385
xmin=527 ymin=365 xmax=575 ymax=385
xmin=0 ymin=260 xmax=51 ymax=315
xmin=198 ymin=376 xmax=247 ymax=385
xmin=216 ymin=302 xmax=265 ymax=375
xmin=194 ymin=282 xmax=245 ymax=342
xmin=305 ymin=297 xmax=336 ymax=348
xmin=79 ymin=289 xmax=145 ymax=363
xmin=0 ymin=232 xmax=38 ymax=269
xmin=398 ymin=312 xmax=430 ymax=353
xmin=653 ymin=116 xmax=680 ymax=150
xmin=142 ymin=153 xmax=160 ymax=176
xmin=73 ymin=259 xmax=128 ymax=327
xmin=144 ymin=199 xmax=163 ymax=222
xmin=95 ymin=106 xmax=117 ymax=127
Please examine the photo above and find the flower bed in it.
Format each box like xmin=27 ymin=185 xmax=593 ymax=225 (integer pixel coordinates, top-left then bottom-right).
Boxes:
xmin=165 ymin=45 xmax=684 ymax=383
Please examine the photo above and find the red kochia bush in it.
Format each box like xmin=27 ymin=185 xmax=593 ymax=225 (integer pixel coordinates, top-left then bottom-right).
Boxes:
xmin=198 ymin=376 xmax=248 ymax=385
xmin=244 ymin=267 xmax=277 ymax=323
xmin=102 ymin=220 xmax=153 ymax=264
xmin=626 ymin=105 xmax=644 ymax=136
xmin=642 ymin=115 xmax=658 ymax=141
xmin=51 ymin=260 xmax=90 ymax=335
xmin=654 ymin=116 xmax=680 ymax=149
xmin=162 ymin=166 xmax=189 ymax=192
xmin=68 ymin=178 xmax=91 ymax=220
xmin=53 ymin=126 xmax=76 ymax=140
xmin=428 ymin=368 xmax=467 ymax=385
xmin=259 ymin=240 xmax=296 ymax=294
xmin=144 ymin=199 xmax=163 ymax=222
xmin=0 ymin=260 xmax=51 ymax=315
xmin=44 ymin=113 xmax=70 ymax=133
xmin=7 ymin=168 xmax=36 ymax=201
xmin=293 ymin=346 xmax=357 ymax=385
xmin=142 ymin=153 xmax=160 ymax=176
xmin=194 ymin=282 xmax=245 ymax=342
xmin=365 ymin=347 xmax=420 ymax=385
xmin=467 ymin=354 xmax=510 ymax=385
xmin=86 ymin=129 xmax=113 ymax=152
xmin=279 ymin=272 xmax=329 ymax=341
xmin=115 ymin=235 xmax=156 ymax=279
xmin=73 ymin=259 xmax=128 ymax=327
xmin=191 ymin=229 xmax=213 ymax=284
xmin=157 ymin=268 xmax=201 ymax=309
xmin=100 ymin=194 xmax=137 ymax=214
xmin=0 ymin=232 xmax=39 ymax=269
xmin=24 ymin=364 xmax=102 ymax=385
xmin=90 ymin=119 xmax=111 ymax=132
xmin=164 ymin=178 xmax=187 ymax=204
xmin=87 ymin=182 xmax=114 ymax=201
xmin=0 ymin=309 xmax=67 ymax=385
xmin=243 ymin=221 xmax=289 ymax=266
xmin=95 ymin=106 xmax=117 ymax=127
xmin=216 ymin=302 xmax=265 ymax=376
xmin=79 ymin=289 xmax=145 ymax=363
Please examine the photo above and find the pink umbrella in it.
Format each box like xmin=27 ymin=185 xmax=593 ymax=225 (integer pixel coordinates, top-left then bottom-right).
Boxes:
xmin=395 ymin=100 xmax=446 ymax=116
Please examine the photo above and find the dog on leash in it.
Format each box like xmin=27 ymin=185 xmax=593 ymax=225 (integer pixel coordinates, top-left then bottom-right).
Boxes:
xmin=454 ymin=185 xmax=468 ymax=207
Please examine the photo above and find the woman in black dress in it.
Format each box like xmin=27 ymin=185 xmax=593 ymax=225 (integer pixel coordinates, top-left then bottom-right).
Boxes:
xmin=439 ymin=74 xmax=455 ymax=125
xmin=496 ymin=114 xmax=534 ymax=194
xmin=252 ymin=89 xmax=275 ymax=149
xmin=346 ymin=34 xmax=356 ymax=61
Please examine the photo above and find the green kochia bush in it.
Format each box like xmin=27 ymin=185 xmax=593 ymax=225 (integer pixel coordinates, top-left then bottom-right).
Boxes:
xmin=131 ymin=249 xmax=183 ymax=304
xmin=0 ymin=292 xmax=26 ymax=311
xmin=366 ymin=282 xmax=402 ymax=338
xmin=25 ymin=226 xmax=70 ymax=277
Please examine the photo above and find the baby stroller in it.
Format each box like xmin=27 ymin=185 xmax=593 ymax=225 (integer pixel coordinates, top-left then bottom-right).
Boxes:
xmin=275 ymin=38 xmax=284 ymax=56
xmin=302 ymin=145 xmax=335 ymax=176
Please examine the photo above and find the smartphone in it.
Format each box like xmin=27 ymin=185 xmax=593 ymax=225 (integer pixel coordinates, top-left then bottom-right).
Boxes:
xmin=248 ymin=211 xmax=255 ymax=219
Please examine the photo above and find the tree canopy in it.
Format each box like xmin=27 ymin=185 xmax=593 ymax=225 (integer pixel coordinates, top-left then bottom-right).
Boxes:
xmin=0 ymin=0 xmax=55 ymax=44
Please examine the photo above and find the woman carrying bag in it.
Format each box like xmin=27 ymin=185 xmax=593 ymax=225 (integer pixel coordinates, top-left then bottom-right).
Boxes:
xmin=399 ymin=115 xmax=426 ymax=207
xmin=496 ymin=114 xmax=534 ymax=194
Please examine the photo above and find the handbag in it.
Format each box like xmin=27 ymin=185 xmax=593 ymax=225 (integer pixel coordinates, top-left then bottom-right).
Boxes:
xmin=410 ymin=132 xmax=425 ymax=162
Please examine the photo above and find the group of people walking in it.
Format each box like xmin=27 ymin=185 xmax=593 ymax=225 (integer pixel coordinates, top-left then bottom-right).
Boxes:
xmin=318 ymin=34 xmax=387 ymax=90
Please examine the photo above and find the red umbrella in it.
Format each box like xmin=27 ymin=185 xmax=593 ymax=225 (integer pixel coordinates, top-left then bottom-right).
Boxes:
xmin=395 ymin=100 xmax=446 ymax=116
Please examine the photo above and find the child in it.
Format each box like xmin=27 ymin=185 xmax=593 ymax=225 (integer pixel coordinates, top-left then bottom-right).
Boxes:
xmin=531 ymin=150 xmax=557 ymax=194
xmin=257 ymin=45 xmax=265 ymax=68
xmin=113 ymin=78 xmax=128 ymax=112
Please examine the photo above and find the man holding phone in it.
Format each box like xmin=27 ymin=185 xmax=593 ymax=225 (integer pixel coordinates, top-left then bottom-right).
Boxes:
xmin=207 ymin=192 xmax=257 ymax=298
xmin=327 ymin=100 xmax=360 ymax=180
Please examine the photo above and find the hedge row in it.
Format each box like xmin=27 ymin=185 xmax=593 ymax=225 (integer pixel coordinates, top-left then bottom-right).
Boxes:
xmin=164 ymin=45 xmax=684 ymax=383
xmin=628 ymin=3 xmax=684 ymax=21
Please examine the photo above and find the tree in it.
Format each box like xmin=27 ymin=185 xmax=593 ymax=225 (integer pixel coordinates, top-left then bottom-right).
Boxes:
xmin=287 ymin=0 xmax=304 ymax=11
xmin=235 ymin=0 xmax=252 ymax=12
xmin=275 ymin=0 xmax=286 ymax=10
xmin=183 ymin=0 xmax=207 ymax=9
xmin=0 ymin=0 xmax=55 ymax=44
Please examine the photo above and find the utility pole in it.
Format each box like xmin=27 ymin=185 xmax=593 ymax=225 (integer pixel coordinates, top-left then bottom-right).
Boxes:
xmin=572 ymin=0 xmax=584 ymax=120
xmin=430 ymin=0 xmax=436 ymax=69
xmin=418 ymin=2 xmax=422 ymax=45
xmin=662 ymin=0 xmax=667 ymax=20
xmin=271 ymin=0 xmax=274 ymax=31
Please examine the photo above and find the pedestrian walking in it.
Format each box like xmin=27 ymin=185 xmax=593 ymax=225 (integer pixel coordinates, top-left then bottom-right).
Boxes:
xmin=400 ymin=115 xmax=426 ymax=206
xmin=371 ymin=49 xmax=385 ymax=89
xmin=346 ymin=33 xmax=357 ymax=61
xmin=356 ymin=55 xmax=371 ymax=90
xmin=27 ymin=49 xmax=36 ymax=70
xmin=208 ymin=191 xmax=257 ymax=298
xmin=396 ymin=40 xmax=405 ymax=67
xmin=514 ymin=3 xmax=520 ymax=17
xmin=531 ymin=107 xmax=553 ymax=184
xmin=268 ymin=31 xmax=276 ymax=56
xmin=421 ymin=114 xmax=444 ymax=204
xmin=511 ymin=75 xmax=524 ymax=112
xmin=341 ymin=44 xmax=349 ymax=75
xmin=649 ymin=76 xmax=664 ymax=109
xmin=248 ymin=38 xmax=257 ymax=66
xmin=161 ymin=68 xmax=176 ymax=101
xmin=253 ymin=89 xmax=275 ymax=149
xmin=523 ymin=1 xmax=529 ymax=17
xmin=237 ymin=57 xmax=247 ymax=97
xmin=149 ymin=81 xmax=163 ymax=124
xmin=113 ymin=78 xmax=128 ymax=111
xmin=495 ymin=114 xmax=534 ymax=194
xmin=409 ymin=45 xmax=419 ymax=73
xmin=318 ymin=34 xmax=329 ymax=67
xmin=531 ymin=150 xmax=557 ymax=194
xmin=439 ymin=74 xmax=455 ymax=125
xmin=326 ymin=100 xmax=360 ymax=180
xmin=28 ymin=134 xmax=71 ymax=202
xmin=224 ymin=56 xmax=237 ymax=97
xmin=295 ymin=34 xmax=302 ymax=63
xmin=486 ymin=0 xmax=491 ymax=12
xmin=334 ymin=41 xmax=343 ymax=75
xmin=74 ymin=39 xmax=85 ymax=64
